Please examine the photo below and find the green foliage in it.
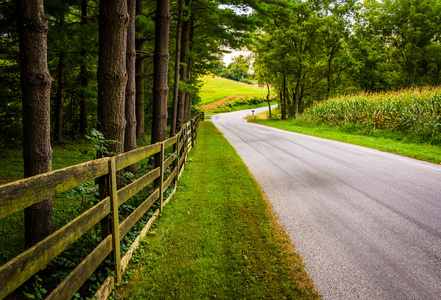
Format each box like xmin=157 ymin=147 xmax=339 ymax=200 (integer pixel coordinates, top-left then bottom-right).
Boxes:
xmin=253 ymin=0 xmax=441 ymax=109
xmin=85 ymin=128 xmax=120 ymax=157
xmin=216 ymin=54 xmax=253 ymax=83
xmin=22 ymin=275 xmax=47 ymax=300
xmin=135 ymin=15 xmax=155 ymax=39
xmin=301 ymin=88 xmax=441 ymax=145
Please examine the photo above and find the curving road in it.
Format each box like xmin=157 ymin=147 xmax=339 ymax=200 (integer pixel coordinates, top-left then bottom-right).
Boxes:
xmin=211 ymin=107 xmax=441 ymax=300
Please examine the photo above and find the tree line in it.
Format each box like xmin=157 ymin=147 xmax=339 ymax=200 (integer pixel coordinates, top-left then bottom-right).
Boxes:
xmin=1 ymin=0 xmax=258 ymax=248
xmin=3 ymin=0 xmax=440 ymax=250
xmin=252 ymin=0 xmax=441 ymax=119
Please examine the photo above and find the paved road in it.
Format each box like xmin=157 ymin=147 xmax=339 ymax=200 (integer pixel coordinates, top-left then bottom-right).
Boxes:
xmin=210 ymin=107 xmax=441 ymax=300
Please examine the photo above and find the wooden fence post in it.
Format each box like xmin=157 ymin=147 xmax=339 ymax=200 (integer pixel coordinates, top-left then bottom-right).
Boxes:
xmin=174 ymin=131 xmax=180 ymax=185
xmin=183 ymin=125 xmax=187 ymax=164
xmin=191 ymin=118 xmax=195 ymax=149
xmin=109 ymin=158 xmax=121 ymax=283
xmin=159 ymin=142 xmax=165 ymax=211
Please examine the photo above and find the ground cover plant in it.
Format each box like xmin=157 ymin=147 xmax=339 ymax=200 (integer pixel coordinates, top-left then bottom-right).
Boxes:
xmin=117 ymin=121 xmax=320 ymax=299
xmin=199 ymin=75 xmax=270 ymax=106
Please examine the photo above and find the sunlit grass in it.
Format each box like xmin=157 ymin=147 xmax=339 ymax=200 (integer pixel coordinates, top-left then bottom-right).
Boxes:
xmin=199 ymin=75 xmax=272 ymax=105
xmin=253 ymin=118 xmax=441 ymax=164
xmin=117 ymin=121 xmax=320 ymax=299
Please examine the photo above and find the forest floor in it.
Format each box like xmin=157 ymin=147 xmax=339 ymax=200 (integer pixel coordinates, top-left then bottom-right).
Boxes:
xmin=116 ymin=121 xmax=320 ymax=299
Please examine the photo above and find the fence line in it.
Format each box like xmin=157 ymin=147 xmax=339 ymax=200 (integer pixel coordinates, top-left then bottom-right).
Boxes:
xmin=0 ymin=113 xmax=202 ymax=300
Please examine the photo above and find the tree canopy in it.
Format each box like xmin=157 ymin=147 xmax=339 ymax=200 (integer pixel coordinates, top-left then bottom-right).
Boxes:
xmin=2 ymin=0 xmax=441 ymax=146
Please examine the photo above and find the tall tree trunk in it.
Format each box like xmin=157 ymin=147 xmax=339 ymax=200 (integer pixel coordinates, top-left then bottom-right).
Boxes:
xmin=282 ymin=74 xmax=286 ymax=120
xmin=79 ymin=82 xmax=88 ymax=134
xmin=54 ymin=48 xmax=65 ymax=142
xmin=79 ymin=0 xmax=88 ymax=135
xmin=98 ymin=0 xmax=128 ymax=246
xmin=279 ymin=91 xmax=283 ymax=119
xmin=151 ymin=0 xmax=170 ymax=144
xmin=327 ymin=47 xmax=334 ymax=97
xmin=18 ymin=0 xmax=53 ymax=249
xmin=170 ymin=0 xmax=183 ymax=137
xmin=135 ymin=0 xmax=145 ymax=139
xmin=295 ymin=80 xmax=300 ymax=117
xmin=184 ymin=16 xmax=194 ymax=119
xmin=125 ymin=0 xmax=137 ymax=174
xmin=266 ymin=82 xmax=271 ymax=118
xmin=177 ymin=0 xmax=191 ymax=123
xmin=98 ymin=0 xmax=128 ymax=155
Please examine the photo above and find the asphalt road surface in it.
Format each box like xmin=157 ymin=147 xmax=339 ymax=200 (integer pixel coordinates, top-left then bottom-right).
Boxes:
xmin=210 ymin=107 xmax=441 ymax=300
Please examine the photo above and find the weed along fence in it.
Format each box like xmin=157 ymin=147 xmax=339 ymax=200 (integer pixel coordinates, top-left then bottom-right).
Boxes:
xmin=0 ymin=114 xmax=202 ymax=300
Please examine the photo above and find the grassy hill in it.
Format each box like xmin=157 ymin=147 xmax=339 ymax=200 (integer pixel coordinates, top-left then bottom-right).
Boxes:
xmin=199 ymin=75 xmax=270 ymax=105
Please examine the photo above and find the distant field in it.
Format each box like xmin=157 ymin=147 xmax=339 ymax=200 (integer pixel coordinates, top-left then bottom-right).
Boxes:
xmin=199 ymin=75 xmax=271 ymax=105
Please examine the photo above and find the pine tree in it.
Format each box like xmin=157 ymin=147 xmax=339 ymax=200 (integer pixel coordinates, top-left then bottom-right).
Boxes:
xmin=18 ymin=0 xmax=53 ymax=248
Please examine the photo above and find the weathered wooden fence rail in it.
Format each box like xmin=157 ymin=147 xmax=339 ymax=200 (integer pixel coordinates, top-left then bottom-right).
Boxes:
xmin=0 ymin=114 xmax=202 ymax=300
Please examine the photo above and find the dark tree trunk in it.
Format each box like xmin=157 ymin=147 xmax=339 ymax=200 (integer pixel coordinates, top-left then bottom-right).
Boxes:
xmin=54 ymin=48 xmax=65 ymax=142
xmin=282 ymin=74 xmax=286 ymax=120
xmin=279 ymin=91 xmax=283 ymax=119
xmin=79 ymin=89 xmax=88 ymax=135
xmin=184 ymin=16 xmax=194 ymax=119
xmin=184 ymin=73 xmax=191 ymax=119
xmin=98 ymin=0 xmax=128 ymax=156
xmin=295 ymin=79 xmax=300 ymax=117
xmin=151 ymin=0 xmax=170 ymax=144
xmin=170 ymin=0 xmax=183 ymax=137
xmin=98 ymin=0 xmax=128 ymax=244
xmin=266 ymin=82 xmax=271 ymax=118
xmin=177 ymin=0 xmax=191 ymax=123
xmin=135 ymin=0 xmax=145 ymax=140
xmin=18 ymin=0 xmax=53 ymax=249
xmin=79 ymin=0 xmax=88 ymax=135
xmin=125 ymin=0 xmax=137 ymax=174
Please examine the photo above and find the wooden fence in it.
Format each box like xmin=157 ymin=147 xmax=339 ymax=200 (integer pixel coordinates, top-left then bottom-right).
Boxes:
xmin=0 ymin=114 xmax=202 ymax=300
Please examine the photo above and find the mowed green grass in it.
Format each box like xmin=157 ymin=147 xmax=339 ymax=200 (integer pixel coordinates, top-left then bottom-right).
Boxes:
xmin=199 ymin=75 xmax=271 ymax=105
xmin=254 ymin=116 xmax=441 ymax=164
xmin=117 ymin=121 xmax=320 ymax=300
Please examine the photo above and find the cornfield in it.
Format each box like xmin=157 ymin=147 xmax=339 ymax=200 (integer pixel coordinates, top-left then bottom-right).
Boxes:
xmin=301 ymin=88 xmax=441 ymax=144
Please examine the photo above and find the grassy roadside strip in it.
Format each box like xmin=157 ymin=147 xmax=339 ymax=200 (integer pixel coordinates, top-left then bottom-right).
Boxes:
xmin=253 ymin=118 xmax=441 ymax=164
xmin=117 ymin=121 xmax=320 ymax=299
